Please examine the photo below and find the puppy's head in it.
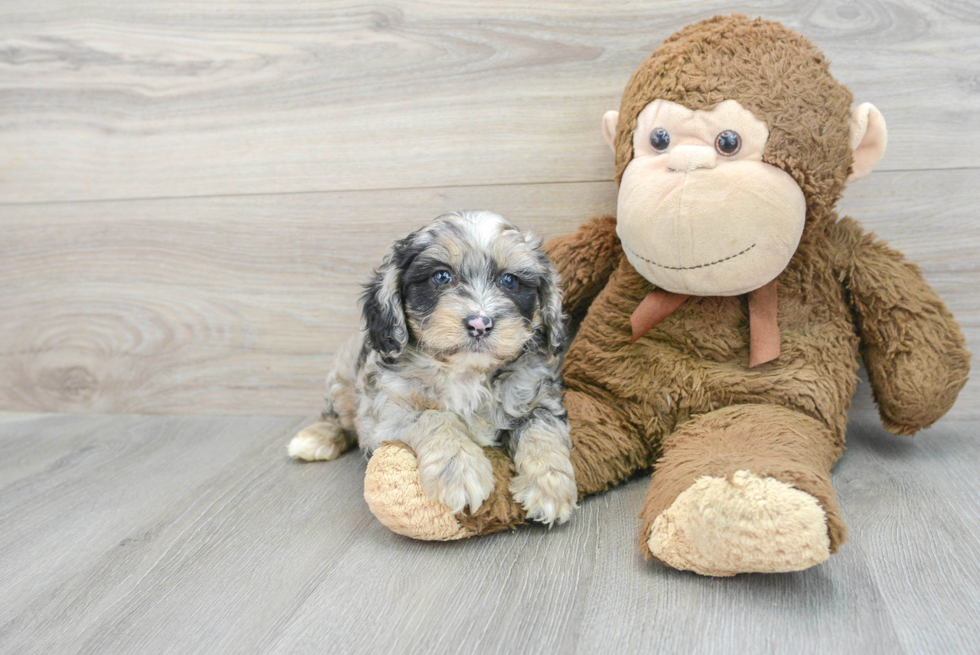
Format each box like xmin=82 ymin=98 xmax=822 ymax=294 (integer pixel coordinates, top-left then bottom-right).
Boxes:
xmin=362 ymin=211 xmax=564 ymax=367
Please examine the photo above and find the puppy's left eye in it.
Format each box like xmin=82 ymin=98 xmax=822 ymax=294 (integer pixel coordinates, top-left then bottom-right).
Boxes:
xmin=499 ymin=273 xmax=518 ymax=290
xmin=432 ymin=270 xmax=453 ymax=286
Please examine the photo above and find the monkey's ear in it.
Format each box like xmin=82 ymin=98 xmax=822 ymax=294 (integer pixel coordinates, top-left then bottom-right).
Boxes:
xmin=602 ymin=110 xmax=620 ymax=153
xmin=847 ymin=103 xmax=887 ymax=182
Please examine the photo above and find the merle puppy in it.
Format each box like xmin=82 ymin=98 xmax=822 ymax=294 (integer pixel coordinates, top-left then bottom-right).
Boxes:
xmin=288 ymin=210 xmax=577 ymax=525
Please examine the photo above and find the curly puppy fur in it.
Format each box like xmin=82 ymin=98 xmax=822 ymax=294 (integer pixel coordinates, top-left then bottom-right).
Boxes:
xmin=289 ymin=210 xmax=577 ymax=526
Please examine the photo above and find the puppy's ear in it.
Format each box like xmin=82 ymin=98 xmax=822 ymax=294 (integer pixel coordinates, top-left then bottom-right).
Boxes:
xmin=539 ymin=272 xmax=566 ymax=355
xmin=532 ymin=242 xmax=566 ymax=355
xmin=362 ymin=234 xmax=417 ymax=362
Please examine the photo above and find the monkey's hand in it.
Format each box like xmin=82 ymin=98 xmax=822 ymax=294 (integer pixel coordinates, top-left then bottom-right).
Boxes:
xmin=544 ymin=215 xmax=622 ymax=317
xmin=831 ymin=217 xmax=970 ymax=436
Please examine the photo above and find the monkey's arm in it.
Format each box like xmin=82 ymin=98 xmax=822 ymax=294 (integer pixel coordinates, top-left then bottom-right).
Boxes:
xmin=544 ymin=215 xmax=622 ymax=316
xmin=830 ymin=217 xmax=971 ymax=436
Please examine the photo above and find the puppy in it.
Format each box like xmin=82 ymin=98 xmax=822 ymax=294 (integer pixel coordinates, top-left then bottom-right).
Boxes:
xmin=288 ymin=210 xmax=577 ymax=525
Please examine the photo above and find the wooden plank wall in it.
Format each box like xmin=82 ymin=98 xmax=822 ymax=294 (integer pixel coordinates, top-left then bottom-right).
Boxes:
xmin=1 ymin=1 xmax=978 ymax=416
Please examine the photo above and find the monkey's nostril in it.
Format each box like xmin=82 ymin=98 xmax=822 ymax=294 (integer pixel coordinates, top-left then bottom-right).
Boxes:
xmin=465 ymin=314 xmax=493 ymax=338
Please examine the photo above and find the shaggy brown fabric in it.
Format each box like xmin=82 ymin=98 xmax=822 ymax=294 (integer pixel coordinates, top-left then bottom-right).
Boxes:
xmin=544 ymin=215 xmax=622 ymax=317
xmin=829 ymin=217 xmax=971 ymax=435
xmin=364 ymin=15 xmax=970 ymax=573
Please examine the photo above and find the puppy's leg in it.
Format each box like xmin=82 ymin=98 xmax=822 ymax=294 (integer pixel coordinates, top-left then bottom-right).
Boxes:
xmin=288 ymin=414 xmax=357 ymax=461
xmin=509 ymin=409 xmax=577 ymax=525
xmin=289 ymin=332 xmax=362 ymax=462
xmin=403 ymin=410 xmax=495 ymax=514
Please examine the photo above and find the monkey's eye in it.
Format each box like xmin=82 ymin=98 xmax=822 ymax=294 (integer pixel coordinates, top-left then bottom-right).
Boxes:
xmin=715 ymin=130 xmax=741 ymax=156
xmin=499 ymin=273 xmax=518 ymax=290
xmin=650 ymin=127 xmax=670 ymax=152
xmin=432 ymin=270 xmax=453 ymax=286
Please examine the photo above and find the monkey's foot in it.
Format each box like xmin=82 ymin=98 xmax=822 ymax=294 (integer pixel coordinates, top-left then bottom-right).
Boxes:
xmin=364 ymin=442 xmax=526 ymax=541
xmin=364 ymin=442 xmax=473 ymax=541
xmin=647 ymin=471 xmax=831 ymax=576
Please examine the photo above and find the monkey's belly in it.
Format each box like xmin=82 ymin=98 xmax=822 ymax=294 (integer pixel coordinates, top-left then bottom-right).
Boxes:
xmin=562 ymin=281 xmax=859 ymax=436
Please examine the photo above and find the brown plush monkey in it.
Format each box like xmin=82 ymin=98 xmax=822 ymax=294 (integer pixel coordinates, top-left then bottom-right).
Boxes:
xmin=361 ymin=15 xmax=971 ymax=575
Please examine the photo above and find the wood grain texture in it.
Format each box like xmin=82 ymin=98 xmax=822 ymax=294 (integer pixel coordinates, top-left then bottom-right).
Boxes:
xmin=1 ymin=0 xmax=979 ymax=203
xmin=0 ymin=181 xmax=612 ymax=415
xmin=1 ymin=170 xmax=977 ymax=417
xmin=1 ymin=411 xmax=977 ymax=654
xmin=0 ymin=414 xmax=306 ymax=634
xmin=835 ymin=420 xmax=980 ymax=654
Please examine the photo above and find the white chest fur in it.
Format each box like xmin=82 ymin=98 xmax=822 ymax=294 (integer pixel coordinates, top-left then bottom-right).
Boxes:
xmin=365 ymin=352 xmax=502 ymax=448
xmin=432 ymin=366 xmax=498 ymax=446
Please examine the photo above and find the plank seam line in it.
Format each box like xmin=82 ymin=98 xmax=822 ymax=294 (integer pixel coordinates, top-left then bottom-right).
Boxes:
xmin=0 ymin=166 xmax=977 ymax=208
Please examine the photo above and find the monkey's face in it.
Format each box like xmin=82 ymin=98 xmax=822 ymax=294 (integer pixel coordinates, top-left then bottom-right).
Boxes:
xmin=614 ymin=99 xmax=806 ymax=296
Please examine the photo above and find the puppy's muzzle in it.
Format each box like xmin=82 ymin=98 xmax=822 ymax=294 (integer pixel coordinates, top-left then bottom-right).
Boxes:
xmin=465 ymin=314 xmax=493 ymax=339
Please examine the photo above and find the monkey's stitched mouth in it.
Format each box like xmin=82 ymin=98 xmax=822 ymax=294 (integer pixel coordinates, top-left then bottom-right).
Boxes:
xmin=624 ymin=243 xmax=756 ymax=271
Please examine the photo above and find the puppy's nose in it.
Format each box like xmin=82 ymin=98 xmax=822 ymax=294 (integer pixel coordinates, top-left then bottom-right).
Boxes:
xmin=666 ymin=145 xmax=717 ymax=172
xmin=465 ymin=314 xmax=493 ymax=338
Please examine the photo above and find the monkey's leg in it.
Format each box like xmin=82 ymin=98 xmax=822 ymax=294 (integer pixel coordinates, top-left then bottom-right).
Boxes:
xmin=640 ymin=404 xmax=845 ymax=576
xmin=565 ymin=388 xmax=658 ymax=496
xmin=363 ymin=389 xmax=655 ymax=540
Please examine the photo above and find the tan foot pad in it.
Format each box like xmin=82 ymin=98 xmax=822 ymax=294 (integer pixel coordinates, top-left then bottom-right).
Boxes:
xmin=364 ymin=442 xmax=473 ymax=541
xmin=648 ymin=470 xmax=831 ymax=576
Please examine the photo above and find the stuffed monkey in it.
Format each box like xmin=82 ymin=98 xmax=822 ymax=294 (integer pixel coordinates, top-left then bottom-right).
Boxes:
xmin=361 ymin=15 xmax=970 ymax=575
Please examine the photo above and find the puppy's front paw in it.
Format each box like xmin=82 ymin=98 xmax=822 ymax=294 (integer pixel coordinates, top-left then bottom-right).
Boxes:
xmin=510 ymin=418 xmax=578 ymax=526
xmin=510 ymin=455 xmax=577 ymax=526
xmin=288 ymin=421 xmax=353 ymax=461
xmin=417 ymin=440 xmax=495 ymax=515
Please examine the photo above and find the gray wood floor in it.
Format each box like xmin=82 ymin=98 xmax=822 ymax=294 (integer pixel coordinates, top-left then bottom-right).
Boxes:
xmin=1 ymin=405 xmax=978 ymax=655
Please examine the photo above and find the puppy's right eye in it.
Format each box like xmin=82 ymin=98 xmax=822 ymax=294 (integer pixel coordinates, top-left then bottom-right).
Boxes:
xmin=432 ymin=270 xmax=453 ymax=286
xmin=498 ymin=273 xmax=517 ymax=290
